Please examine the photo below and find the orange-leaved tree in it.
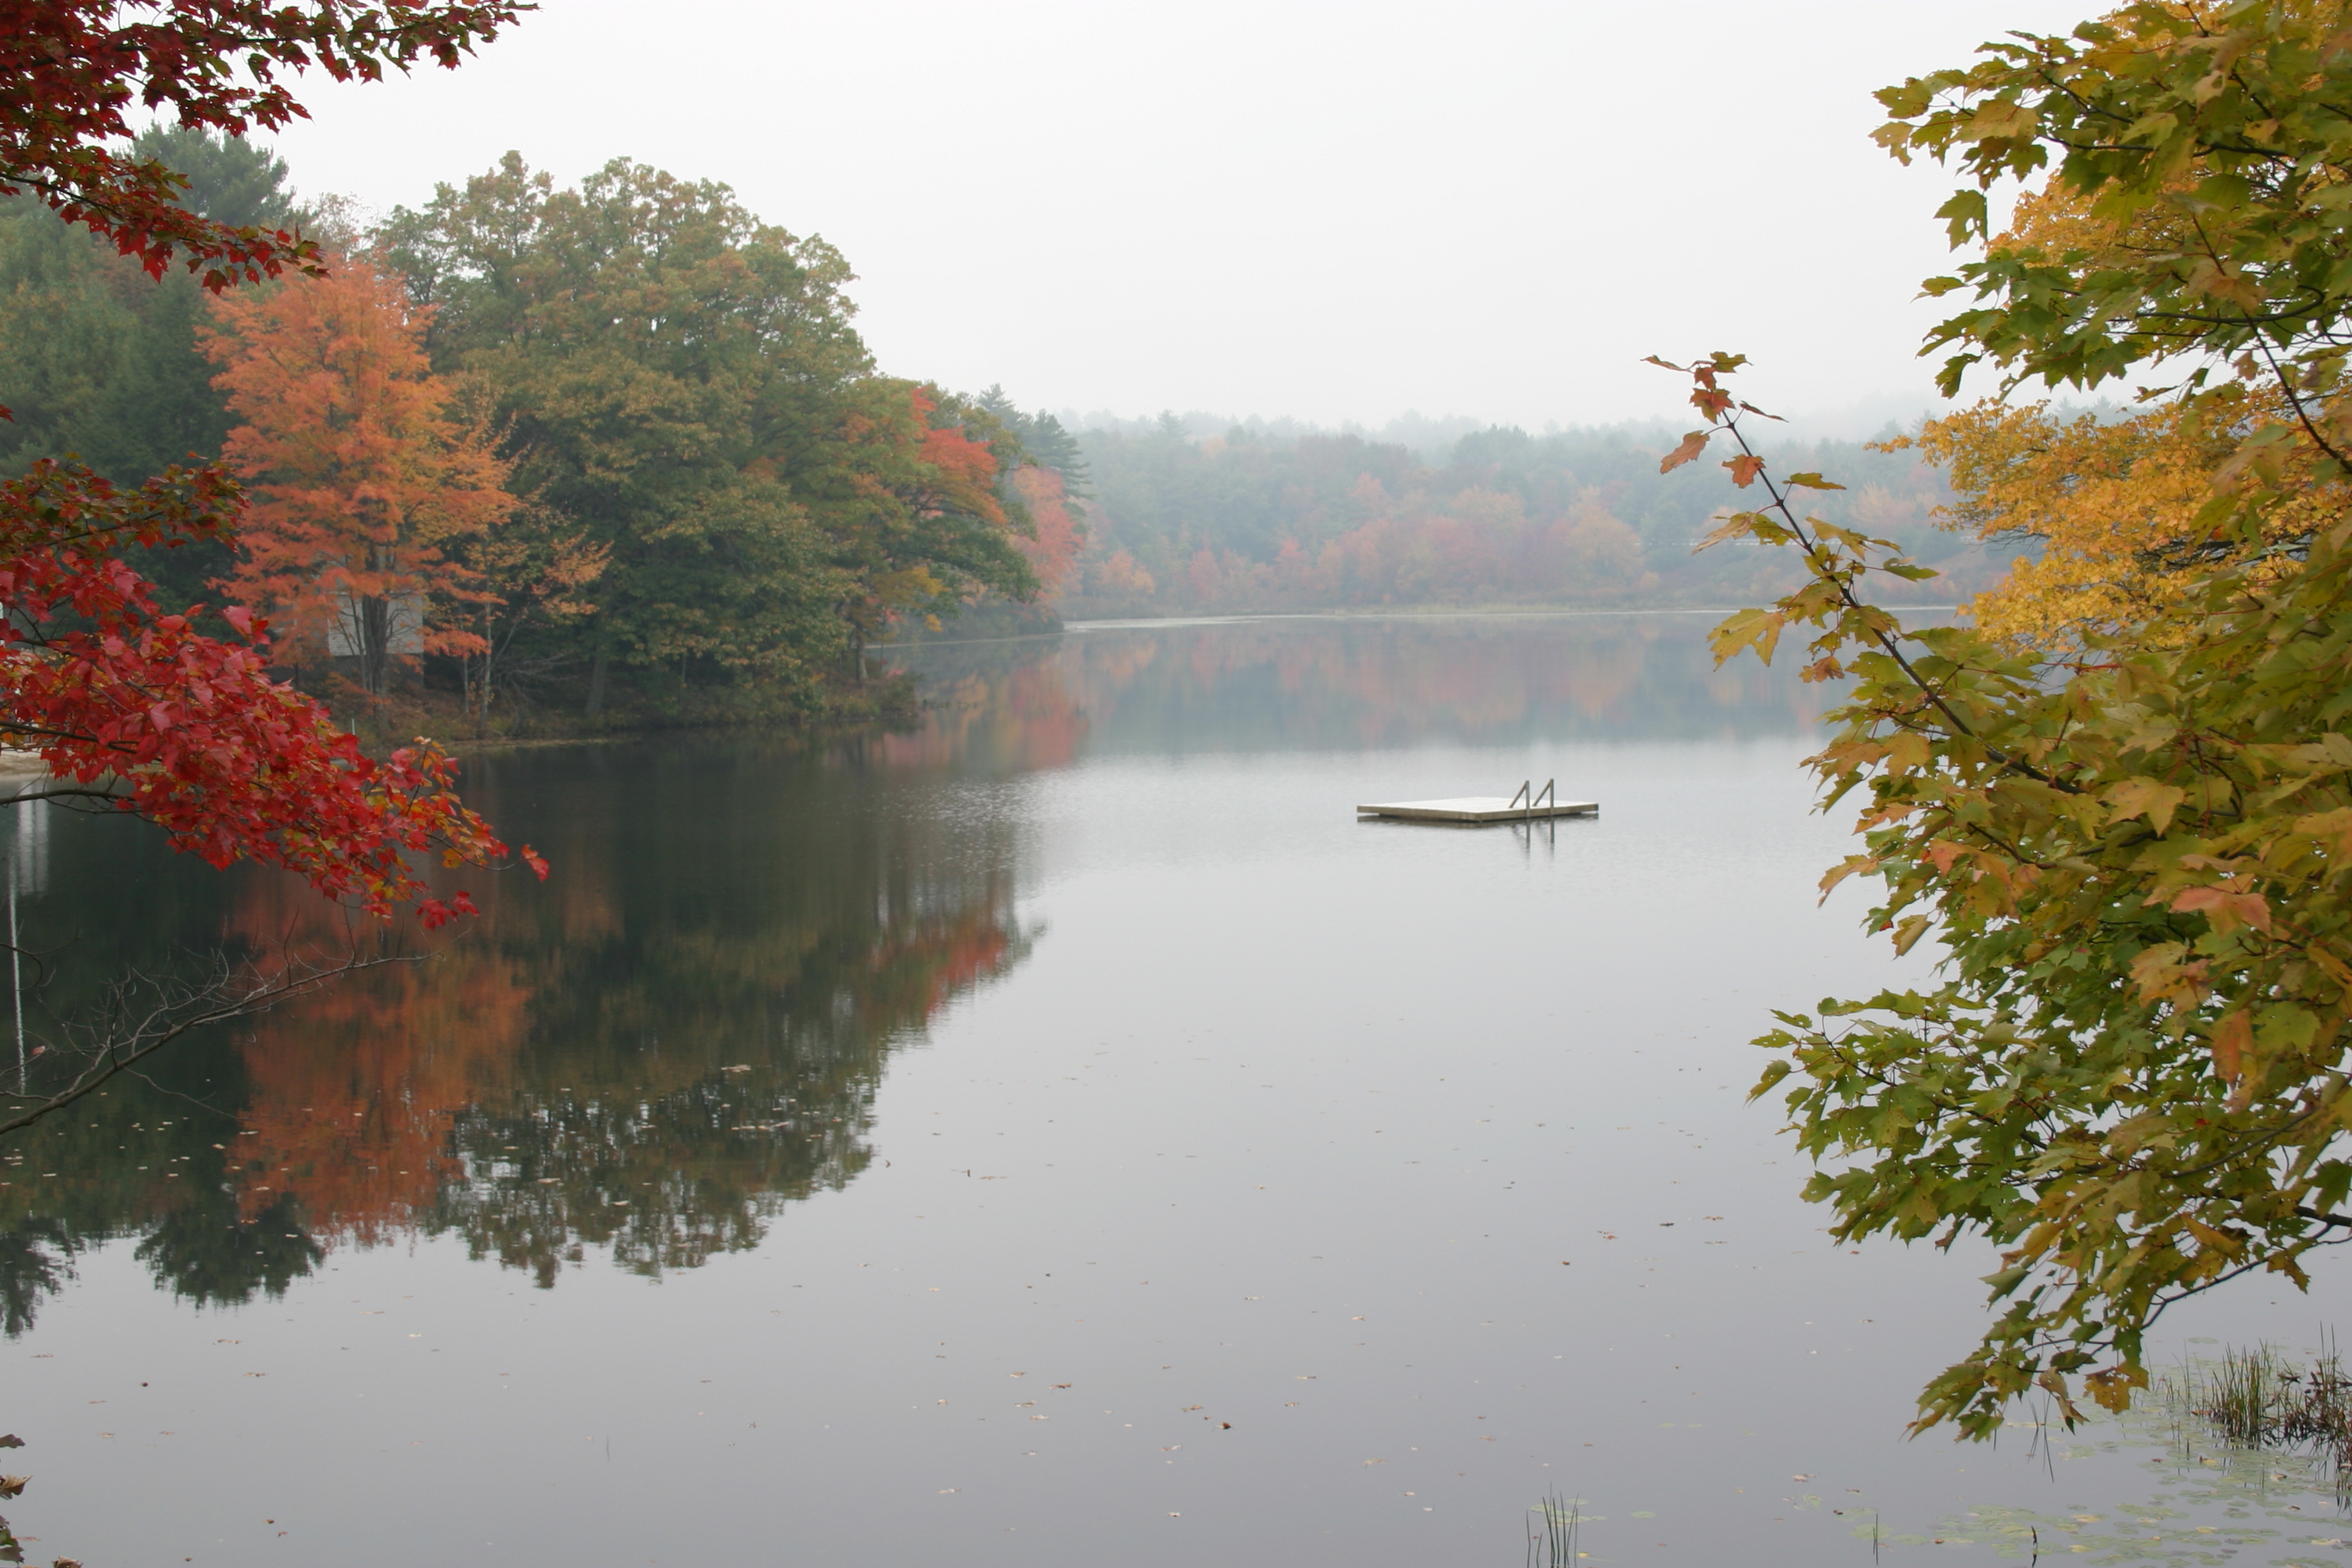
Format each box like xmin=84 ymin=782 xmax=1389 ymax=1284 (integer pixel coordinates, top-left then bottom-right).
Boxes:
xmin=1007 ymin=465 xmax=1083 ymax=599
xmin=1882 ymin=174 xmax=2319 ymax=651
xmin=203 ymin=255 xmax=514 ymax=697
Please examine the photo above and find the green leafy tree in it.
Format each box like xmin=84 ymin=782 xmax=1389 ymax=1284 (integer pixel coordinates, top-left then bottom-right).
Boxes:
xmin=1673 ymin=0 xmax=2352 ymax=1442
xmin=384 ymin=155 xmax=858 ymax=714
xmin=384 ymin=155 xmax=1035 ymax=716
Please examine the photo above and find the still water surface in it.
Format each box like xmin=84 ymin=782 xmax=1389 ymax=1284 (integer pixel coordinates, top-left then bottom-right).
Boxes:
xmin=0 ymin=612 xmax=2344 ymax=1565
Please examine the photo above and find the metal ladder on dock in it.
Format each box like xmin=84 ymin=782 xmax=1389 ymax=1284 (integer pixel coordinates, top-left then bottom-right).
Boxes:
xmin=1506 ymin=779 xmax=1556 ymax=820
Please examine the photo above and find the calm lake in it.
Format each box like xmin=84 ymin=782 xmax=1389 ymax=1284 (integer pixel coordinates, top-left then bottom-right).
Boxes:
xmin=2 ymin=612 xmax=2344 ymax=1566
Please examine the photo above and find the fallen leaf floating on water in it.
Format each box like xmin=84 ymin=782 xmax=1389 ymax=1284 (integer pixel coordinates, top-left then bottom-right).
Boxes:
xmin=1051 ymin=1383 xmax=1071 ymax=1390
xmin=1791 ymin=1474 xmax=1812 ymax=1481
xmin=720 ymin=1064 xmax=751 ymax=1073
xmin=0 ymin=1439 xmax=18 ymax=1451
xmin=0 ymin=1477 xmax=23 ymax=1498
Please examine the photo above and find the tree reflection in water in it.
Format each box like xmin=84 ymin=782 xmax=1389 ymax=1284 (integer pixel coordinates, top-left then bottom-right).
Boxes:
xmin=0 ymin=737 xmax=1035 ymax=1324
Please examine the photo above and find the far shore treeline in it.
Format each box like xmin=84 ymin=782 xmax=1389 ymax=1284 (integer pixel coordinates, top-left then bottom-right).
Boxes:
xmin=0 ymin=131 xmax=2007 ymax=736
xmin=1054 ymin=415 xmax=2008 ymax=622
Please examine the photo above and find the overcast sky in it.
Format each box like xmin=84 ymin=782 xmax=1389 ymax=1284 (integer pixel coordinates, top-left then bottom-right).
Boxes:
xmin=266 ymin=0 xmax=2092 ymax=433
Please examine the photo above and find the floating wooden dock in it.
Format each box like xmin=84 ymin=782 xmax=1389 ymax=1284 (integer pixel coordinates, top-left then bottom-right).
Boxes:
xmin=1357 ymin=779 xmax=1596 ymax=825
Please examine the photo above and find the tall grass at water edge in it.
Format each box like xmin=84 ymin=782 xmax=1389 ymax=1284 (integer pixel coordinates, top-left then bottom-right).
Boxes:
xmin=2158 ymin=1334 xmax=2352 ymax=1495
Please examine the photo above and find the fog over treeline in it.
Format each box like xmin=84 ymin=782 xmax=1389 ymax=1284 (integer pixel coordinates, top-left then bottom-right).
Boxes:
xmin=1014 ymin=403 xmax=2019 ymax=626
xmin=1054 ymin=385 xmax=1948 ymax=457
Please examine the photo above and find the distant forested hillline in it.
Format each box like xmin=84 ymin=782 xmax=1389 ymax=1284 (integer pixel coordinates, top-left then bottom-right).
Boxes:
xmin=1025 ymin=415 xmax=2014 ymax=622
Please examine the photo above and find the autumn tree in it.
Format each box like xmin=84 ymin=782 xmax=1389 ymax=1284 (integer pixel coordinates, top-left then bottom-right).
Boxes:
xmin=1903 ymin=399 xmax=2240 ymax=645
xmin=1006 ymin=463 xmax=1083 ymax=597
xmin=1893 ymin=167 xmax=2324 ymax=648
xmin=201 ymin=254 xmax=514 ymax=696
xmin=0 ymin=0 xmax=535 ymax=879
xmin=1668 ymin=0 xmax=2352 ymax=1443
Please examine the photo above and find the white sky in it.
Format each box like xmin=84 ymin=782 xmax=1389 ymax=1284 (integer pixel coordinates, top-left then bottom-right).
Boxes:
xmin=266 ymin=0 xmax=2092 ymax=431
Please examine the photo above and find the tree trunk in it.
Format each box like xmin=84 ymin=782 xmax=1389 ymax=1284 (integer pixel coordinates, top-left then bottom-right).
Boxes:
xmin=359 ymin=593 xmax=390 ymax=698
xmin=584 ymin=635 xmax=608 ymax=717
xmin=471 ymin=605 xmax=490 ymax=737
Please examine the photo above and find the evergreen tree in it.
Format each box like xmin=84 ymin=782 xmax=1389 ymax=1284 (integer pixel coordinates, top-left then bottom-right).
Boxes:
xmin=0 ymin=131 xmax=296 ymax=610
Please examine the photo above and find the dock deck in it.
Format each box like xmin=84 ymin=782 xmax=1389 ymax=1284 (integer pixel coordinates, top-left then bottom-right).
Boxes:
xmin=1356 ymin=795 xmax=1598 ymax=825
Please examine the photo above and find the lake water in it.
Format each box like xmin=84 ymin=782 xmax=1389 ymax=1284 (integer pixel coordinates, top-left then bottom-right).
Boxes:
xmin=2 ymin=611 xmax=2346 ymax=1566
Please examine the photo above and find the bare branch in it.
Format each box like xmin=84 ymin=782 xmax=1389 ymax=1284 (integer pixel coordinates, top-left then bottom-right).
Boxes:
xmin=0 ymin=946 xmax=425 ymax=1138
